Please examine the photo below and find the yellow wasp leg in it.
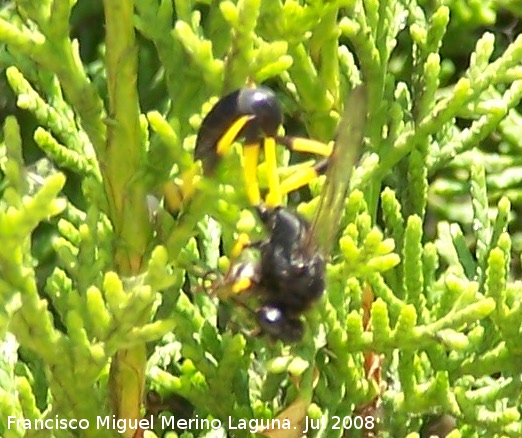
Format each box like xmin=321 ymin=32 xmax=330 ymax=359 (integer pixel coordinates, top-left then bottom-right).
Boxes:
xmin=163 ymin=165 xmax=201 ymax=212
xmin=163 ymin=181 xmax=184 ymax=213
xmin=231 ymin=278 xmax=253 ymax=294
xmin=278 ymin=157 xmax=329 ymax=197
xmin=265 ymin=136 xmax=332 ymax=205
xmin=242 ymin=143 xmax=262 ymax=205
xmin=231 ymin=232 xmax=251 ymax=258
xmin=216 ymin=114 xmax=253 ymax=157
xmin=279 ymin=136 xmax=333 ymax=157
xmin=230 ymin=233 xmax=254 ymax=294
xmin=264 ymin=136 xmax=282 ymax=208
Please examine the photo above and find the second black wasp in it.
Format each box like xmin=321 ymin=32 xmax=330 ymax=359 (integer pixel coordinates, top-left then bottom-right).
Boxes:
xmin=194 ymin=85 xmax=367 ymax=342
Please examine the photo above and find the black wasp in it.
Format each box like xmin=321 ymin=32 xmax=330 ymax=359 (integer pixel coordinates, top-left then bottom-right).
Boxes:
xmin=194 ymin=85 xmax=367 ymax=342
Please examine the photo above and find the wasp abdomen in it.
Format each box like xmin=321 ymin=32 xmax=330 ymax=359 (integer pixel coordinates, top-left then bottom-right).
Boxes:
xmin=256 ymin=205 xmax=326 ymax=314
xmin=194 ymin=87 xmax=283 ymax=174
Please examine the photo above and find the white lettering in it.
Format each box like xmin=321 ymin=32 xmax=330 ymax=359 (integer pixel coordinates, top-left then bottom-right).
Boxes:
xmin=7 ymin=417 xmax=16 ymax=428
xmin=6 ymin=417 xmax=90 ymax=430
xmin=97 ymin=415 xmax=110 ymax=428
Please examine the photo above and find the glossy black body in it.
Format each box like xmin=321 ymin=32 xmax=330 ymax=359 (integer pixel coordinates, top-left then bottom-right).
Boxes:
xmin=194 ymin=87 xmax=283 ymax=174
xmin=253 ymin=205 xmax=325 ymax=342
xmin=194 ymin=86 xmax=328 ymax=342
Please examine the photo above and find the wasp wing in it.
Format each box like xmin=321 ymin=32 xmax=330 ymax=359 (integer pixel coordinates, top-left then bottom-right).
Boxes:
xmin=308 ymin=85 xmax=367 ymax=257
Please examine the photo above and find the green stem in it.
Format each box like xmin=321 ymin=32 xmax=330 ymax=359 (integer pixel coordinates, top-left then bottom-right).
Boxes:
xmin=102 ymin=0 xmax=151 ymax=435
xmin=102 ymin=0 xmax=151 ymax=274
